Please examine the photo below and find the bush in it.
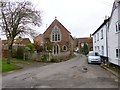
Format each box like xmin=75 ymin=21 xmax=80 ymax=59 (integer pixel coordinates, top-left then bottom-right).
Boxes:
xmin=12 ymin=48 xmax=17 ymax=58
xmin=41 ymin=54 xmax=48 ymax=62
xmin=26 ymin=44 xmax=35 ymax=52
xmin=80 ymin=43 xmax=88 ymax=55
xmin=16 ymin=46 xmax=25 ymax=59
xmin=50 ymin=58 xmax=58 ymax=62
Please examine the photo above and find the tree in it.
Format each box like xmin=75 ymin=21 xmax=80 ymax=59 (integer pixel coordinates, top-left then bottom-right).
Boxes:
xmin=0 ymin=0 xmax=42 ymax=64
xmin=34 ymin=41 xmax=43 ymax=53
xmin=81 ymin=43 xmax=88 ymax=55
xmin=44 ymin=38 xmax=53 ymax=53
xmin=26 ymin=44 xmax=35 ymax=53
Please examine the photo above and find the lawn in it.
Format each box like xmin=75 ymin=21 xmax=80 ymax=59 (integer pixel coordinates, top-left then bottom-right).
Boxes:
xmin=1 ymin=58 xmax=34 ymax=73
xmin=0 ymin=60 xmax=22 ymax=73
xmin=70 ymin=53 xmax=76 ymax=59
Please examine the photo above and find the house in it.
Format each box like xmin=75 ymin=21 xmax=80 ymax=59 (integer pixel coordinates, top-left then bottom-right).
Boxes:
xmin=34 ymin=18 xmax=74 ymax=55
xmin=92 ymin=0 xmax=120 ymax=66
xmin=2 ymin=38 xmax=31 ymax=57
xmin=92 ymin=18 xmax=110 ymax=58
xmin=33 ymin=34 xmax=43 ymax=46
xmin=77 ymin=37 xmax=93 ymax=52
xmin=14 ymin=38 xmax=31 ymax=46
xmin=108 ymin=0 xmax=120 ymax=66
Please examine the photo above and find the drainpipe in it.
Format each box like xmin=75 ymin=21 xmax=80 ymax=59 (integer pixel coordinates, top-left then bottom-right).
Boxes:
xmin=106 ymin=22 xmax=109 ymax=63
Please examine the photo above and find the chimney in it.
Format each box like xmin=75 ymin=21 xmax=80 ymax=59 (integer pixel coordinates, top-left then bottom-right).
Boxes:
xmin=90 ymin=34 xmax=92 ymax=37
xmin=104 ymin=15 xmax=109 ymax=21
xmin=105 ymin=15 xmax=108 ymax=20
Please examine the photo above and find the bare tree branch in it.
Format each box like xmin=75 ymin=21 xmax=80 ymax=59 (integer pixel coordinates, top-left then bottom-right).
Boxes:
xmin=0 ymin=0 xmax=42 ymax=63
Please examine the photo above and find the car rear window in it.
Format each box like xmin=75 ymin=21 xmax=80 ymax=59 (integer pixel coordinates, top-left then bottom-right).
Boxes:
xmin=89 ymin=52 xmax=99 ymax=56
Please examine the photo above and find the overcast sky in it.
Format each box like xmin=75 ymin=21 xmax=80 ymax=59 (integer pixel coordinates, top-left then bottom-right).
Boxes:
xmin=31 ymin=0 xmax=114 ymax=38
xmin=0 ymin=0 xmax=115 ymax=40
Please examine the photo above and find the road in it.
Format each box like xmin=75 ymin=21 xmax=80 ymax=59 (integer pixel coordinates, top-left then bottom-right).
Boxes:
xmin=2 ymin=54 xmax=119 ymax=88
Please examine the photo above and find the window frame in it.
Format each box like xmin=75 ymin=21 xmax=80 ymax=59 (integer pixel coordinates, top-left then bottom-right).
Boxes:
xmin=101 ymin=46 xmax=104 ymax=56
xmin=116 ymin=49 xmax=119 ymax=58
xmin=97 ymin=46 xmax=99 ymax=52
xmin=51 ymin=26 xmax=61 ymax=42
xmin=101 ymin=29 xmax=103 ymax=40
xmin=97 ymin=33 xmax=99 ymax=41
xmin=94 ymin=35 xmax=96 ymax=43
xmin=62 ymin=45 xmax=67 ymax=51
xmin=116 ymin=49 xmax=120 ymax=59
xmin=119 ymin=49 xmax=120 ymax=59
xmin=116 ymin=21 xmax=120 ymax=33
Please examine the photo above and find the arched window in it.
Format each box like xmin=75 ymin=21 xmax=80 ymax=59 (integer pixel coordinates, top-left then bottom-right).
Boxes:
xmin=62 ymin=45 xmax=67 ymax=51
xmin=51 ymin=26 xmax=61 ymax=42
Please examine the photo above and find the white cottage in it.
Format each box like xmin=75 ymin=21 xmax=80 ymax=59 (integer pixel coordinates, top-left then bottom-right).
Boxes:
xmin=92 ymin=18 xmax=109 ymax=58
xmin=108 ymin=0 xmax=120 ymax=66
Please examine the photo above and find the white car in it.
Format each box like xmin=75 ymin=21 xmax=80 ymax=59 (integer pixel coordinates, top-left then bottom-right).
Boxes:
xmin=87 ymin=51 xmax=101 ymax=64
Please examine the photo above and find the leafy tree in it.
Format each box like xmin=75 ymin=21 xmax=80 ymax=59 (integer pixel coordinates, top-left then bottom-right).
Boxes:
xmin=34 ymin=42 xmax=43 ymax=53
xmin=0 ymin=0 xmax=42 ymax=64
xmin=81 ymin=43 xmax=88 ymax=55
xmin=44 ymin=38 xmax=53 ymax=53
xmin=26 ymin=44 xmax=35 ymax=52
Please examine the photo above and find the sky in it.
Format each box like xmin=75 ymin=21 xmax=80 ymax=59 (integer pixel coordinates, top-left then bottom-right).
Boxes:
xmin=31 ymin=0 xmax=114 ymax=38
xmin=0 ymin=0 xmax=115 ymax=41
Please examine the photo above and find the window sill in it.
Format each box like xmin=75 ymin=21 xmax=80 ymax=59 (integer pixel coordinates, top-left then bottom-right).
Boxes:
xmin=51 ymin=40 xmax=61 ymax=42
xmin=115 ymin=31 xmax=120 ymax=34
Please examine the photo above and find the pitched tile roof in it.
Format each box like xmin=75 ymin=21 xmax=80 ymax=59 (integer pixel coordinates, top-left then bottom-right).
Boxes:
xmin=43 ymin=18 xmax=71 ymax=34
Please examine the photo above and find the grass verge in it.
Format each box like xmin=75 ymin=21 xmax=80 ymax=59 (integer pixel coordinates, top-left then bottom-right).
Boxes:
xmin=70 ymin=53 xmax=76 ymax=59
xmin=0 ymin=60 xmax=22 ymax=73
xmin=101 ymin=63 xmax=120 ymax=77
xmin=1 ymin=58 xmax=35 ymax=73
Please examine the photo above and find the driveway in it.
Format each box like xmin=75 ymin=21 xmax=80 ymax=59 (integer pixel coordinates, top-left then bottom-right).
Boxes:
xmin=2 ymin=54 xmax=119 ymax=88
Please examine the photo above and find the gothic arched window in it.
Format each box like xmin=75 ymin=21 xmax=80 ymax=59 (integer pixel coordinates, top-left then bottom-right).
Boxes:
xmin=51 ymin=26 xmax=61 ymax=42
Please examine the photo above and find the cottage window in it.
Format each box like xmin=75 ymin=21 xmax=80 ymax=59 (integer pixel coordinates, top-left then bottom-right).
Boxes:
xmin=101 ymin=46 xmax=104 ymax=55
xmin=101 ymin=30 xmax=103 ymax=39
xmin=116 ymin=22 xmax=120 ymax=32
xmin=119 ymin=49 xmax=120 ymax=59
xmin=94 ymin=35 xmax=96 ymax=43
xmin=97 ymin=33 xmax=99 ymax=41
xmin=116 ymin=24 xmax=118 ymax=32
xmin=51 ymin=26 xmax=61 ymax=42
xmin=118 ymin=23 xmax=120 ymax=31
xmin=116 ymin=49 xmax=120 ymax=58
xmin=95 ymin=46 xmax=96 ymax=51
xmin=97 ymin=46 xmax=99 ymax=52
xmin=116 ymin=49 xmax=119 ymax=58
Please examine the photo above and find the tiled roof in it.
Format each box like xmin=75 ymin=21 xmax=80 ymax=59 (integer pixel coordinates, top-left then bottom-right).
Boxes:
xmin=77 ymin=37 xmax=93 ymax=43
xmin=43 ymin=18 xmax=71 ymax=34
xmin=92 ymin=18 xmax=110 ymax=35
xmin=2 ymin=38 xmax=31 ymax=45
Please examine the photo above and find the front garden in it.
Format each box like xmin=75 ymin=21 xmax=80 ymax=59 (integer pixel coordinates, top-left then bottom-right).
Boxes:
xmin=1 ymin=53 xmax=76 ymax=73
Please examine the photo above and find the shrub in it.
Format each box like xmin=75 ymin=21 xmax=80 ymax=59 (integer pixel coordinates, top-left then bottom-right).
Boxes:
xmin=41 ymin=54 xmax=48 ymax=62
xmin=16 ymin=46 xmax=25 ymax=59
xmin=26 ymin=44 xmax=35 ymax=53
